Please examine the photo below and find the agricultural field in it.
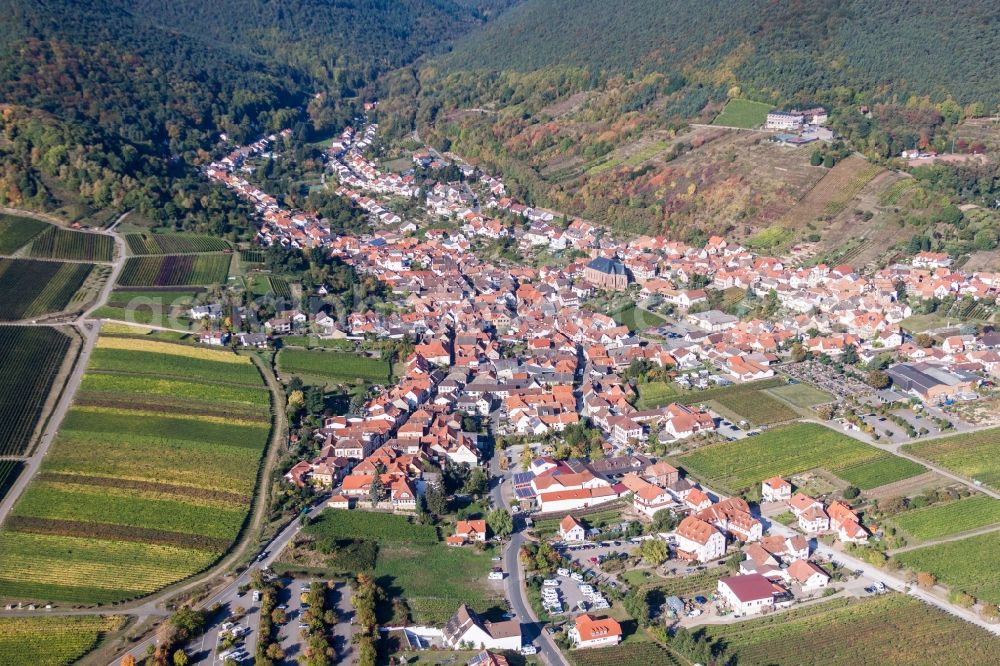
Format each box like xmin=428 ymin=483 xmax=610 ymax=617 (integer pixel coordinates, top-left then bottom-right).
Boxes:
xmin=239 ymin=249 xmax=265 ymax=264
xmin=712 ymin=99 xmax=773 ymax=128
xmin=0 ymin=259 xmax=93 ymax=320
xmin=91 ymin=288 xmax=200 ymax=327
xmin=632 ymin=567 xmax=725 ymax=599
xmin=0 ymin=615 xmax=126 ymax=666
xmin=903 ymin=427 xmax=1000 ymax=490
xmin=0 ymin=336 xmax=272 ymax=604
xmin=0 ymin=213 xmax=47 ymax=253
xmin=568 ymin=642 xmax=682 ymax=666
xmin=775 ymin=155 xmax=882 ymax=233
xmin=677 ymin=378 xmax=797 ymax=425
xmin=124 ymin=233 xmax=230 ymax=255
xmin=634 ymin=381 xmax=681 ymax=410
xmin=612 ymin=304 xmax=666 ymax=331
xmin=0 ymin=326 xmax=72 ymax=455
xmin=277 ymin=349 xmax=391 ymax=385
xmin=891 ymin=495 xmax=1000 ymax=541
xmin=118 ymin=254 xmax=230 ymax=287
xmin=0 ymin=461 xmax=23 ymax=503
xmin=28 ymin=226 xmax=114 ymax=262
xmin=702 ymin=594 xmax=1000 ymax=665
xmin=766 ymin=382 xmax=833 ymax=408
xmin=282 ymin=510 xmax=499 ymax=624
xmin=895 ymin=531 xmax=1000 ymax=604
xmin=674 ymin=423 xmax=925 ymax=493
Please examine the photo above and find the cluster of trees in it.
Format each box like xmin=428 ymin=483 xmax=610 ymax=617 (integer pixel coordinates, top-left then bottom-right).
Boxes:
xmin=352 ymin=574 xmax=384 ymax=666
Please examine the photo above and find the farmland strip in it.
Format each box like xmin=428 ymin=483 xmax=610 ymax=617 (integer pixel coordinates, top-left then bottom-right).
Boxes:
xmin=36 ymin=472 xmax=248 ymax=504
xmin=6 ymin=516 xmax=230 ymax=552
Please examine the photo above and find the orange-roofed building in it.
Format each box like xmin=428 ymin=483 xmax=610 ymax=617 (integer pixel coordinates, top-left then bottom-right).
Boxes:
xmin=569 ymin=614 xmax=622 ymax=649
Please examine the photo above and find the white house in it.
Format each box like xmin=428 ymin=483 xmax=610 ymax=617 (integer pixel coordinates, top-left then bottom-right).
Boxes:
xmin=569 ymin=614 xmax=622 ymax=649
xmin=443 ymin=604 xmax=521 ymax=651
xmin=761 ymin=476 xmax=792 ymax=502
xmin=787 ymin=559 xmax=830 ymax=591
xmin=717 ymin=574 xmax=776 ymax=615
xmin=559 ymin=515 xmax=586 ymax=542
xmin=674 ymin=516 xmax=726 ymax=562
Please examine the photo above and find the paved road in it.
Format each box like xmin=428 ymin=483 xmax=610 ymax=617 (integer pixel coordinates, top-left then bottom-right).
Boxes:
xmin=490 ymin=452 xmax=569 ymax=666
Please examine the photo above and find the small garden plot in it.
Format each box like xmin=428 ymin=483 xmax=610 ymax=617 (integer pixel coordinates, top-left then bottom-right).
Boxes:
xmin=712 ymin=99 xmax=773 ymax=128
xmin=118 ymin=254 xmax=230 ymax=286
xmin=278 ymin=349 xmax=391 ymax=384
xmin=895 ymin=531 xmax=1000 ymax=604
xmin=674 ymin=423 xmax=924 ymax=493
xmin=0 ymin=213 xmax=48 ymax=253
xmin=29 ymin=226 xmax=114 ymax=262
xmin=611 ymin=303 xmax=666 ymax=331
xmin=903 ymin=427 xmax=1000 ymax=490
xmin=892 ymin=496 xmax=1000 ymax=541
xmin=124 ymin=233 xmax=230 ymax=254
xmin=677 ymin=378 xmax=796 ymax=425
xmin=0 ymin=326 xmax=71 ymax=455
xmin=638 ymin=567 xmax=725 ymax=599
xmin=702 ymin=594 xmax=1000 ymax=665
xmin=239 ymin=249 xmax=265 ymax=264
xmin=0 ymin=259 xmax=93 ymax=320
xmin=0 ymin=615 xmax=126 ymax=666
xmin=634 ymin=381 xmax=682 ymax=410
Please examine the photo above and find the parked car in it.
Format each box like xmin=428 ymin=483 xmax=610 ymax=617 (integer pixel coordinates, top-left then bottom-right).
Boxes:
xmin=543 ymin=579 xmax=559 ymax=587
xmin=521 ymin=645 xmax=538 ymax=655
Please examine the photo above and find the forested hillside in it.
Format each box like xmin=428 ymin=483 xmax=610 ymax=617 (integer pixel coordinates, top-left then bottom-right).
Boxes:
xmin=0 ymin=0 xmax=500 ymax=229
xmin=437 ymin=0 xmax=1000 ymax=108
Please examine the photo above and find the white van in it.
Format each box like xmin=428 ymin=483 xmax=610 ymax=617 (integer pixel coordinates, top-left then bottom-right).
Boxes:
xmin=557 ymin=568 xmax=570 ymax=577
xmin=543 ymin=579 xmax=559 ymax=587
xmin=488 ymin=571 xmax=505 ymax=581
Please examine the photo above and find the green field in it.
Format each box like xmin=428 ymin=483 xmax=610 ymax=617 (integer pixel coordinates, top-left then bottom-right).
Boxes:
xmin=674 ymin=422 xmax=925 ymax=493
xmin=286 ymin=511 xmax=499 ymax=624
xmin=568 ymin=641 xmax=681 ymax=666
xmin=0 ymin=336 xmax=271 ymax=604
xmin=895 ymin=531 xmax=1000 ymax=603
xmin=0 ymin=326 xmax=71 ymax=455
xmin=92 ymin=288 xmax=200 ymax=328
xmin=903 ymin=428 xmax=1000 ymax=490
xmin=124 ymin=233 xmax=230 ymax=255
xmin=0 ymin=258 xmax=93 ymax=320
xmin=678 ymin=378 xmax=797 ymax=426
xmin=631 ymin=567 xmax=725 ymax=599
xmin=766 ymin=382 xmax=833 ymax=408
xmin=0 ymin=615 xmax=125 ymax=666
xmin=702 ymin=594 xmax=1000 ymax=665
xmin=892 ymin=496 xmax=1000 ymax=541
xmin=612 ymin=304 xmax=666 ymax=331
xmin=277 ymin=349 xmax=391 ymax=384
xmin=0 ymin=214 xmax=48 ymax=253
xmin=712 ymin=99 xmax=773 ymax=128
xmin=118 ymin=254 xmax=230 ymax=286
xmin=634 ymin=381 xmax=681 ymax=410
xmin=28 ymin=227 xmax=114 ymax=262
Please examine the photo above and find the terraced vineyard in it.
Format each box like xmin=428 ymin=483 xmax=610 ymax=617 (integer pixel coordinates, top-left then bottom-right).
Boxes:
xmin=903 ymin=427 xmax=1000 ymax=490
xmin=674 ymin=422 xmax=925 ymax=493
xmin=124 ymin=233 xmax=230 ymax=254
xmin=879 ymin=178 xmax=917 ymax=205
xmin=0 ymin=213 xmax=47 ymax=253
xmin=821 ymin=160 xmax=882 ymax=217
xmin=28 ymin=227 xmax=114 ymax=262
xmin=702 ymin=594 xmax=1000 ymax=665
xmin=0 ymin=461 xmax=23 ymax=503
xmin=0 ymin=259 xmax=93 ymax=320
xmin=118 ymin=254 xmax=230 ymax=286
xmin=0 ymin=326 xmax=72 ymax=455
xmin=892 ymin=495 xmax=1000 ymax=541
xmin=0 ymin=334 xmax=272 ymax=604
xmin=0 ymin=615 xmax=125 ymax=666
xmin=895 ymin=531 xmax=1000 ymax=604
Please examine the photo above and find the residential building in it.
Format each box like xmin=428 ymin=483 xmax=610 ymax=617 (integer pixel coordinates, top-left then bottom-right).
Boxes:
xmin=569 ymin=614 xmax=622 ymax=649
